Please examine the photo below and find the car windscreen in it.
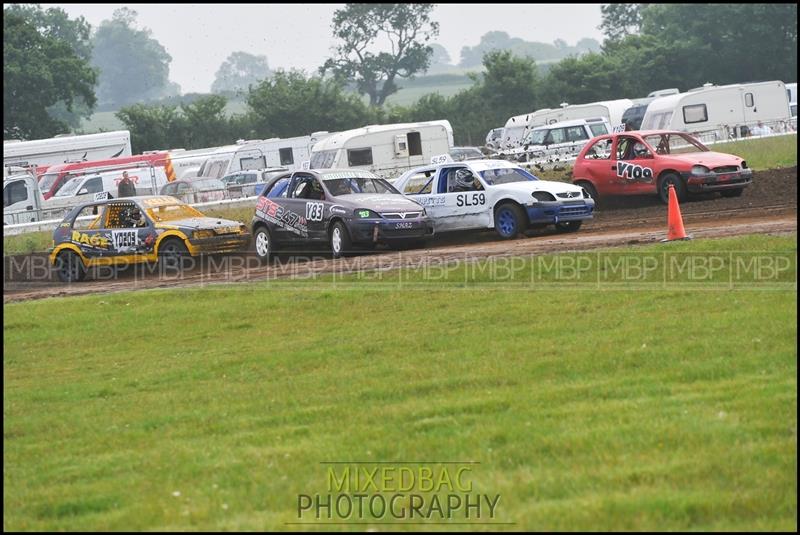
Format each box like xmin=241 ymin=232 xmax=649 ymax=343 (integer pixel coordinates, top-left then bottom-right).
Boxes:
xmin=524 ymin=129 xmax=548 ymax=145
xmin=39 ymin=171 xmax=60 ymax=194
xmin=323 ymin=176 xmax=399 ymax=196
xmin=146 ymin=203 xmax=204 ymax=222
xmin=642 ymin=133 xmax=708 ymax=155
xmin=478 ymin=166 xmax=538 ymax=185
xmin=54 ymin=177 xmax=83 ymax=197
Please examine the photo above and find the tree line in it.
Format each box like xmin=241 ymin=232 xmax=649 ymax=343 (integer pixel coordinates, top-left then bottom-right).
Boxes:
xmin=4 ymin=4 xmax=797 ymax=149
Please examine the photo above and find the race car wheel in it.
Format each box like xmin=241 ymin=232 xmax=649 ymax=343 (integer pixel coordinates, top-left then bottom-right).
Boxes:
xmin=555 ymin=220 xmax=583 ymax=233
xmin=720 ymin=188 xmax=744 ymax=198
xmin=158 ymin=238 xmax=189 ymax=271
xmin=56 ymin=251 xmax=86 ymax=283
xmin=575 ymin=181 xmax=599 ymax=205
xmin=658 ymin=173 xmax=687 ymax=204
xmin=254 ymin=226 xmax=273 ymax=263
xmin=330 ymin=222 xmax=352 ymax=259
xmin=494 ymin=203 xmax=525 ymax=239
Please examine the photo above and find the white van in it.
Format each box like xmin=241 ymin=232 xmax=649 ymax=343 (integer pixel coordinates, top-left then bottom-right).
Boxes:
xmin=498 ymin=117 xmax=612 ymax=162
xmin=640 ymin=80 xmax=792 ymax=138
xmin=309 ymin=120 xmax=453 ymax=180
xmin=195 ymin=132 xmax=332 ymax=179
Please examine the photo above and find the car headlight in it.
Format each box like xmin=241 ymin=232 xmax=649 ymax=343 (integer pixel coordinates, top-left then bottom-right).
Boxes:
xmin=354 ymin=209 xmax=381 ymax=219
xmin=193 ymin=230 xmax=215 ymax=239
xmin=691 ymin=165 xmax=711 ymax=175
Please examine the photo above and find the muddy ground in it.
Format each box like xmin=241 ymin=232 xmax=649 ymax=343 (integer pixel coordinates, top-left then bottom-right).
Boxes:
xmin=4 ymin=167 xmax=796 ymax=303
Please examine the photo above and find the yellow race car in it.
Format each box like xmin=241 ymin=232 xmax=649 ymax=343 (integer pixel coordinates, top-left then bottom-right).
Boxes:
xmin=50 ymin=195 xmax=250 ymax=282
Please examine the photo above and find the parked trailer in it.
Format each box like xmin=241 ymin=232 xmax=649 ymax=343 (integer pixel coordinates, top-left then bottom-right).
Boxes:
xmin=528 ymin=99 xmax=634 ymax=129
xmin=640 ymin=81 xmax=792 ymax=139
xmin=309 ymin=120 xmax=453 ymax=180
xmin=3 ymin=130 xmax=132 ymax=172
xmin=195 ymin=132 xmax=332 ymax=179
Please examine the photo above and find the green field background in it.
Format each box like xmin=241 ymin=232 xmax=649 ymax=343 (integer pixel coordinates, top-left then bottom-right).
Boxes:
xmin=4 ymin=235 xmax=797 ymax=530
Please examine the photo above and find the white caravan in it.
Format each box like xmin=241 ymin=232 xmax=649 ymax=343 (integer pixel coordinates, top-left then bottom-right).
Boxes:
xmin=3 ymin=130 xmax=132 ymax=172
xmin=527 ymin=99 xmax=634 ymax=130
xmin=195 ymin=132 xmax=331 ymax=180
xmin=309 ymin=120 xmax=453 ymax=180
xmin=640 ymin=81 xmax=792 ymax=138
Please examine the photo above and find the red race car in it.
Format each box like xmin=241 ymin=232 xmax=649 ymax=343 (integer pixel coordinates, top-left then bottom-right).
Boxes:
xmin=572 ymin=130 xmax=753 ymax=204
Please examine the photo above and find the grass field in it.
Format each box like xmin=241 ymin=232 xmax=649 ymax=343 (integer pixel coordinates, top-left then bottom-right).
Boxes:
xmin=4 ymin=234 xmax=797 ymax=530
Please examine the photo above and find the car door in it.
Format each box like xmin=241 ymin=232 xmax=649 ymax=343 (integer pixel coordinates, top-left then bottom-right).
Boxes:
xmin=103 ymin=200 xmax=155 ymax=261
xmin=273 ymin=173 xmax=324 ymax=241
xmin=67 ymin=203 xmax=113 ymax=261
xmin=610 ymin=136 xmax=657 ymax=195
xmin=426 ymin=165 xmax=487 ymax=231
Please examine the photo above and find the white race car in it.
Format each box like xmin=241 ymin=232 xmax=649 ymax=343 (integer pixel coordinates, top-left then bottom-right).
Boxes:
xmin=392 ymin=159 xmax=594 ymax=238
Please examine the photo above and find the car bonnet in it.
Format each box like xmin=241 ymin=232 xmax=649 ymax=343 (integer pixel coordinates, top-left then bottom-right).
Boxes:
xmin=333 ymin=193 xmax=424 ymax=212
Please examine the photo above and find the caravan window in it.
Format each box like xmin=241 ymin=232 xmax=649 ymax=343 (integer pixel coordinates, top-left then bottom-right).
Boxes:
xmin=683 ymin=104 xmax=708 ymax=124
xmin=744 ymin=93 xmax=754 ymax=107
xmin=310 ymin=150 xmax=337 ymax=169
xmin=407 ymin=132 xmax=422 ymax=156
xmin=347 ymin=148 xmax=373 ymax=167
xmin=279 ymin=148 xmax=294 ymax=166
xmin=203 ymin=159 xmax=230 ymax=179
xmin=240 ymin=155 xmax=266 ymax=171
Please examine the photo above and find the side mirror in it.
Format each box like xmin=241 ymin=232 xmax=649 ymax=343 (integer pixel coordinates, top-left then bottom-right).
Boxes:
xmin=78 ymin=188 xmax=88 ymax=195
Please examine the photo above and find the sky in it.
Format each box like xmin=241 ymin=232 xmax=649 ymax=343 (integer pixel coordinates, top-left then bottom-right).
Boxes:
xmin=39 ymin=3 xmax=605 ymax=94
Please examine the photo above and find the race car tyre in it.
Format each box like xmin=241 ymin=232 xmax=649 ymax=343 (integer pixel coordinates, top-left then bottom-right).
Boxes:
xmin=575 ymin=181 xmax=599 ymax=206
xmin=330 ymin=221 xmax=352 ymax=259
xmin=555 ymin=220 xmax=583 ymax=233
xmin=720 ymin=188 xmax=744 ymax=198
xmin=158 ymin=238 xmax=189 ymax=272
xmin=658 ymin=173 xmax=687 ymax=204
xmin=494 ymin=203 xmax=525 ymax=239
xmin=56 ymin=250 xmax=86 ymax=283
xmin=254 ymin=226 xmax=273 ymax=263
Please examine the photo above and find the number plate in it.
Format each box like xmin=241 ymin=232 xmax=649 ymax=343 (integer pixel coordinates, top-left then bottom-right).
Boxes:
xmin=395 ymin=222 xmax=414 ymax=229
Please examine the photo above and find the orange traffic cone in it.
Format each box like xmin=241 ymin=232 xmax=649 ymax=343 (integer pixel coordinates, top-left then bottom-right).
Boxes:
xmin=663 ymin=184 xmax=691 ymax=241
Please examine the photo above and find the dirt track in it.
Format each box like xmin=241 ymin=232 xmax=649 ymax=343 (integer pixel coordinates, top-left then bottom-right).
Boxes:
xmin=4 ymin=167 xmax=797 ymax=303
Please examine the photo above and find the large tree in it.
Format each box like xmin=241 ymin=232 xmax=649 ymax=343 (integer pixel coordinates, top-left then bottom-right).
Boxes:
xmin=211 ymin=51 xmax=273 ymax=95
xmin=599 ymin=3 xmax=647 ymax=43
xmin=3 ymin=8 xmax=97 ymax=139
xmin=246 ymin=70 xmax=374 ymax=137
xmin=91 ymin=8 xmax=177 ymax=109
xmin=321 ymin=3 xmax=439 ymax=106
